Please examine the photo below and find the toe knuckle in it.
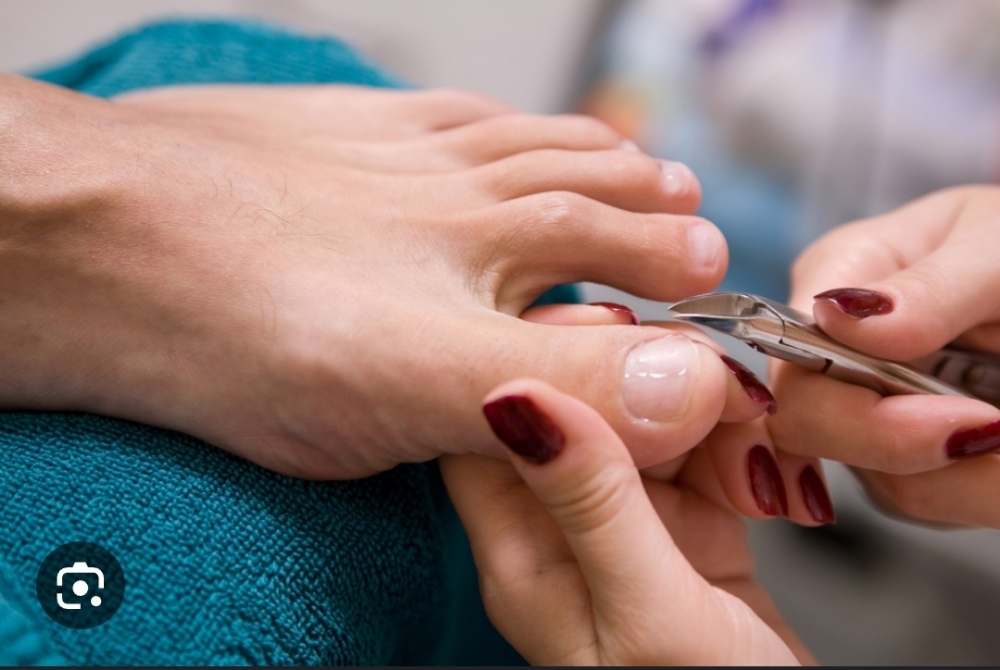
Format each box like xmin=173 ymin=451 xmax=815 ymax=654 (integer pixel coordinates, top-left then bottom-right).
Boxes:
xmin=521 ymin=191 xmax=591 ymax=228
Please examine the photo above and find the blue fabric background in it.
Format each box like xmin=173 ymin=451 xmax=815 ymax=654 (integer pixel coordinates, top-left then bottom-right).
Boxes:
xmin=0 ymin=19 xmax=560 ymax=665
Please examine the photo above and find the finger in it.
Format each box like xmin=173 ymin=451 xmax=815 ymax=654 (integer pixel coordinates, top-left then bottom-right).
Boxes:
xmin=439 ymin=453 xmax=586 ymax=665
xmin=791 ymin=187 xmax=1000 ymax=360
xmin=487 ymin=193 xmax=727 ymax=306
xmin=715 ymin=579 xmax=817 ymax=665
xmin=716 ymin=354 xmax=777 ymax=422
xmin=697 ymin=420 xmax=833 ymax=526
xmin=774 ymin=452 xmax=836 ymax=526
xmin=768 ymin=361 xmax=1000 ymax=473
xmin=436 ymin=113 xmax=624 ymax=164
xmin=788 ymin=188 xmax=968 ymax=309
xmin=644 ymin=452 xmax=816 ymax=664
xmin=701 ymin=421 xmax=791 ymax=521
xmin=852 ymin=458 xmax=1000 ymax=529
xmin=481 ymin=379 xmax=798 ymax=666
xmin=478 ymin=149 xmax=701 ymax=215
xmin=641 ymin=461 xmax=753 ymax=581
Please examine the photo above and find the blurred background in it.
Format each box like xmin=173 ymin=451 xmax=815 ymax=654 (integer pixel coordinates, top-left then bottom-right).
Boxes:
xmin=4 ymin=0 xmax=1000 ymax=664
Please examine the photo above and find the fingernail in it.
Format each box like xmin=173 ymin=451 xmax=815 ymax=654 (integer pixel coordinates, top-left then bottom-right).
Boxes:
xmin=946 ymin=419 xmax=1000 ymax=459
xmin=623 ymin=335 xmax=698 ymax=422
xmin=721 ymin=355 xmax=777 ymax=415
xmin=748 ymin=445 xmax=788 ymax=517
xmin=659 ymin=160 xmax=694 ymax=198
xmin=620 ymin=139 xmax=642 ymax=153
xmin=799 ymin=466 xmax=836 ymax=524
xmin=589 ymin=302 xmax=640 ymax=325
xmin=686 ymin=221 xmax=725 ymax=272
xmin=483 ymin=395 xmax=565 ymax=464
xmin=814 ymin=288 xmax=894 ymax=319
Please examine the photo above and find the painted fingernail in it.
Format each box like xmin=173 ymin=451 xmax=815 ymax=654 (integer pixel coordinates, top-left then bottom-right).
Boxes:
xmin=623 ymin=335 xmax=698 ymax=422
xmin=620 ymin=139 xmax=642 ymax=153
xmin=748 ymin=445 xmax=788 ymax=517
xmin=946 ymin=419 xmax=1000 ymax=459
xmin=721 ymin=355 xmax=777 ymax=415
xmin=660 ymin=160 xmax=695 ymax=198
xmin=589 ymin=302 xmax=640 ymax=325
xmin=799 ymin=466 xmax=836 ymax=524
xmin=814 ymin=288 xmax=894 ymax=318
xmin=483 ymin=395 xmax=565 ymax=464
xmin=687 ymin=221 xmax=725 ymax=272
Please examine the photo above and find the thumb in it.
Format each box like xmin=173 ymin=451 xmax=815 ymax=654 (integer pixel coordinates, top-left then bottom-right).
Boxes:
xmin=481 ymin=378 xmax=798 ymax=665
xmin=791 ymin=188 xmax=1000 ymax=360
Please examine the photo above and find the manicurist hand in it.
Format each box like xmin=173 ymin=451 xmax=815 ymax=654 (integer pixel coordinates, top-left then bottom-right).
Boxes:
xmin=441 ymin=379 xmax=812 ymax=665
xmin=1 ymin=73 xmax=745 ymax=478
xmin=769 ymin=186 xmax=1000 ymax=527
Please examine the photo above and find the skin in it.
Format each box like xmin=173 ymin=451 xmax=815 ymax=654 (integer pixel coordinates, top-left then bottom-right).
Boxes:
xmin=0 ymin=73 xmax=748 ymax=479
xmin=442 ymin=379 xmax=811 ymax=666
xmin=526 ymin=309 xmax=831 ymax=527
xmin=768 ymin=186 xmax=1000 ymax=528
xmin=1 ymin=74 xmax=828 ymax=661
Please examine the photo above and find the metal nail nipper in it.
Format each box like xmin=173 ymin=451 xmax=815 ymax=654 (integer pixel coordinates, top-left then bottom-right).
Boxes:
xmin=668 ymin=292 xmax=1000 ymax=405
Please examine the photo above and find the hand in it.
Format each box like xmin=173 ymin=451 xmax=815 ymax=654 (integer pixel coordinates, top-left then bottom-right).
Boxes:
xmin=768 ymin=186 xmax=1000 ymax=527
xmin=441 ymin=379 xmax=811 ymax=665
xmin=0 ymin=74 xmax=737 ymax=478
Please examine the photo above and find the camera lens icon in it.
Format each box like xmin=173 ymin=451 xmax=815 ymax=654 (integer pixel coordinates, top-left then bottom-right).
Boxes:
xmin=37 ymin=543 xmax=125 ymax=629
xmin=57 ymin=562 xmax=105 ymax=610
xmin=69 ymin=578 xmax=102 ymax=606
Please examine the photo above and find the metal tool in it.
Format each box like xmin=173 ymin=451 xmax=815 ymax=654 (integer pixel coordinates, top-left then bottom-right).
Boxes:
xmin=668 ymin=292 xmax=1000 ymax=404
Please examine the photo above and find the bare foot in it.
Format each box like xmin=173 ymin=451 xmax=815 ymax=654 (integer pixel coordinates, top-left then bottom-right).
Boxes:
xmin=0 ymin=75 xmax=736 ymax=478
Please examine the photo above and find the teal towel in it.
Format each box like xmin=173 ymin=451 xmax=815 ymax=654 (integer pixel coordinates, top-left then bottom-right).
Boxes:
xmin=0 ymin=20 xmax=553 ymax=665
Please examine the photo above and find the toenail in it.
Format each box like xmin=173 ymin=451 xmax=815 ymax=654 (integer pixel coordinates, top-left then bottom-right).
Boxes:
xmin=687 ymin=221 xmax=725 ymax=272
xmin=622 ymin=335 xmax=698 ymax=422
xmin=659 ymin=160 xmax=694 ymax=198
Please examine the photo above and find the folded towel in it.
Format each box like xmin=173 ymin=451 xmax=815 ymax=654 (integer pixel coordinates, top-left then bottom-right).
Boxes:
xmin=0 ymin=19 xmax=560 ymax=665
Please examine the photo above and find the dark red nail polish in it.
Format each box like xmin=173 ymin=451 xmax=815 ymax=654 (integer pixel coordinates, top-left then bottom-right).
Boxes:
xmin=799 ymin=466 xmax=836 ymax=524
xmin=814 ymin=288 xmax=894 ymax=318
xmin=748 ymin=445 xmax=788 ymax=517
xmin=946 ymin=419 xmax=1000 ymax=459
xmin=589 ymin=302 xmax=640 ymax=325
xmin=483 ymin=395 xmax=565 ymax=464
xmin=721 ymin=355 xmax=777 ymax=415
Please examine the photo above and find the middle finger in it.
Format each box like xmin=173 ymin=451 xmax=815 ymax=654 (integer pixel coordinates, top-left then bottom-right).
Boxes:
xmin=768 ymin=362 xmax=1000 ymax=474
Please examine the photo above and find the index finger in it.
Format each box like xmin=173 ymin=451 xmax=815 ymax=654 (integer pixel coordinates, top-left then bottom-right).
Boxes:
xmin=791 ymin=188 xmax=1000 ymax=360
xmin=789 ymin=190 xmax=966 ymax=311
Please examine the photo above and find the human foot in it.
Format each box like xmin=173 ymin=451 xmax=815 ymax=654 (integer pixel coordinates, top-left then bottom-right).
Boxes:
xmin=0 ymin=75 xmax=735 ymax=478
